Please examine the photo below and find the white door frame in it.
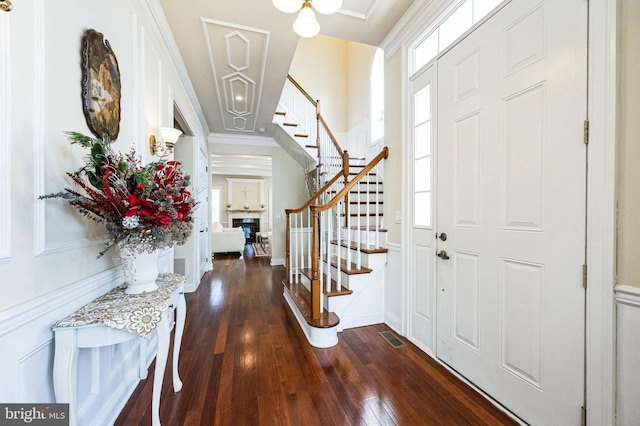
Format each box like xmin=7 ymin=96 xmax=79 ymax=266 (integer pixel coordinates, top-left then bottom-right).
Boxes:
xmin=584 ymin=0 xmax=617 ymax=424
xmin=397 ymin=0 xmax=617 ymax=423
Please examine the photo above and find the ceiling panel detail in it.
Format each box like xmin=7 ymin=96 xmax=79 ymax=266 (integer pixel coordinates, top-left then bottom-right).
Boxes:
xmin=202 ymin=19 xmax=270 ymax=133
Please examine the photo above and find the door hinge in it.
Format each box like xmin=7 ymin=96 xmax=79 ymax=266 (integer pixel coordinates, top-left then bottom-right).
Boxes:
xmin=583 ymin=264 xmax=588 ymax=289
xmin=581 ymin=405 xmax=586 ymax=426
xmin=583 ymin=120 xmax=589 ymax=145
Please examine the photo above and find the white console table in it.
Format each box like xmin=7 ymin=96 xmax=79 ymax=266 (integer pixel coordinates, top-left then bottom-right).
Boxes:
xmin=52 ymin=273 xmax=186 ymax=426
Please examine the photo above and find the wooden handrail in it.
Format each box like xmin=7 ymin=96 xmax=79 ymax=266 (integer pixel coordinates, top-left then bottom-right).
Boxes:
xmin=318 ymin=114 xmax=343 ymax=157
xmin=311 ymin=147 xmax=389 ymax=213
xmin=287 ymin=75 xmax=317 ymax=106
xmin=285 ymin=168 xmax=345 ymax=215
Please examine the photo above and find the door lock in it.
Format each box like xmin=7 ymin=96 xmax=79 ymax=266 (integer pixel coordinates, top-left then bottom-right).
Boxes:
xmin=437 ymin=250 xmax=450 ymax=260
xmin=438 ymin=232 xmax=447 ymax=241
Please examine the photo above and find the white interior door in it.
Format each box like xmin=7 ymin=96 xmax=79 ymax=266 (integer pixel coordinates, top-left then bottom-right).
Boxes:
xmin=435 ymin=0 xmax=587 ymax=424
xmin=197 ymin=144 xmax=210 ymax=278
xmin=407 ymin=64 xmax=437 ymax=353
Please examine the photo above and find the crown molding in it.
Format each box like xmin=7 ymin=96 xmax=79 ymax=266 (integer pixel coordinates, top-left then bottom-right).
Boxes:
xmin=143 ymin=0 xmax=210 ymax=135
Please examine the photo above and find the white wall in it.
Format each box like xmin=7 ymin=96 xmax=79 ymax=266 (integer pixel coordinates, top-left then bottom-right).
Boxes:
xmin=0 ymin=1 xmax=208 ymax=423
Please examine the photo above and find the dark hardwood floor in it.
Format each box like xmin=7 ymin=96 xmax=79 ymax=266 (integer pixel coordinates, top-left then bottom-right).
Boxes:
xmin=115 ymin=245 xmax=518 ymax=426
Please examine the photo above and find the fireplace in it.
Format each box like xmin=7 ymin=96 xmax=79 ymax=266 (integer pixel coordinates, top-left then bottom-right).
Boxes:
xmin=232 ymin=218 xmax=260 ymax=243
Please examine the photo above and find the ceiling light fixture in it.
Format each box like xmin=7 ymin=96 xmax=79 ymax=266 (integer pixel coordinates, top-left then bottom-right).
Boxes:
xmin=272 ymin=0 xmax=343 ymax=38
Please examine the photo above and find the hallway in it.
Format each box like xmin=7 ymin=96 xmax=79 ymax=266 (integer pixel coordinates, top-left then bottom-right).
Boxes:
xmin=115 ymin=246 xmax=517 ymax=425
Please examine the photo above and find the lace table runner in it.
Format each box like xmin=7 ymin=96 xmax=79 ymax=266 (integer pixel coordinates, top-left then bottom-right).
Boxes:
xmin=52 ymin=273 xmax=184 ymax=338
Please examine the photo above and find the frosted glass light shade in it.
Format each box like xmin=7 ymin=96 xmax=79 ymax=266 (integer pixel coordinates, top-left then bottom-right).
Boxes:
xmin=293 ymin=6 xmax=320 ymax=37
xmin=272 ymin=0 xmax=301 ymax=14
xmin=312 ymin=0 xmax=342 ymax=15
xmin=159 ymin=127 xmax=182 ymax=147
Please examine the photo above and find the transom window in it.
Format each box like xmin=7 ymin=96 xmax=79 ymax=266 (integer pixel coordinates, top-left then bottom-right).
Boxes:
xmin=410 ymin=0 xmax=503 ymax=75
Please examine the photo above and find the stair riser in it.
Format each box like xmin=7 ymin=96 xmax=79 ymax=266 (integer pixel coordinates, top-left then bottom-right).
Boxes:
xmin=332 ymin=247 xmax=387 ymax=269
xmin=348 ymin=229 xmax=387 ymax=246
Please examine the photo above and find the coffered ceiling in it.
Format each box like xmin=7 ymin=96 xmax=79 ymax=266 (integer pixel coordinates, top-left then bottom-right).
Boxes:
xmin=158 ymin=0 xmax=416 ymax=138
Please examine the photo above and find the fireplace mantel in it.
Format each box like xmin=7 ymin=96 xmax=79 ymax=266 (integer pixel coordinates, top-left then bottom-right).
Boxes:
xmin=227 ymin=209 xmax=265 ymax=214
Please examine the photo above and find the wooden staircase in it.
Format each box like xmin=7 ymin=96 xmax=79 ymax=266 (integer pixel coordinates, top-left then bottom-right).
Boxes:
xmin=275 ymin=74 xmax=388 ymax=348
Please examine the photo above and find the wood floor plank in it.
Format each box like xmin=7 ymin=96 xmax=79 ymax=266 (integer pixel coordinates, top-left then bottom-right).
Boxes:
xmin=115 ymin=246 xmax=518 ymax=426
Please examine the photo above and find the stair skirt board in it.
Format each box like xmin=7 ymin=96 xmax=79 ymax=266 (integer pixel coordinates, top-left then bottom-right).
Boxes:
xmin=283 ymin=289 xmax=339 ymax=348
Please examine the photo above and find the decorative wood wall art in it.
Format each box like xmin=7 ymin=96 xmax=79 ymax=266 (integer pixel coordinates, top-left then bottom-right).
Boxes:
xmin=81 ymin=29 xmax=121 ymax=141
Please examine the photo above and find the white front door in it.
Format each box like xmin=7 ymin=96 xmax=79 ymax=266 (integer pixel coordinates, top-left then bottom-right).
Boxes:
xmin=407 ymin=64 xmax=437 ymax=354
xmin=435 ymin=0 xmax=587 ymax=424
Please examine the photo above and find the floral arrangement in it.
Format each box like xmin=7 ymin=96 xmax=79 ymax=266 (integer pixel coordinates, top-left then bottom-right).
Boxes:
xmin=40 ymin=131 xmax=196 ymax=257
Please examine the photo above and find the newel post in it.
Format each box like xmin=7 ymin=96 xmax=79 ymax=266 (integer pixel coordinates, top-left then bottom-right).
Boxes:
xmin=310 ymin=206 xmax=321 ymax=320
xmin=285 ymin=209 xmax=291 ymax=283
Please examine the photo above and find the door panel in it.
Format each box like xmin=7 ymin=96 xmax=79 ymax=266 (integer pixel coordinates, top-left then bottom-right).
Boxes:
xmin=408 ymin=65 xmax=437 ymax=353
xmin=435 ymin=0 xmax=587 ymax=424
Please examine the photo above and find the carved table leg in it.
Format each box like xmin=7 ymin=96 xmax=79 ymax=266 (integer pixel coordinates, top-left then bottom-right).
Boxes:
xmin=152 ymin=317 xmax=170 ymax=426
xmin=53 ymin=329 xmax=79 ymax=426
xmin=172 ymin=292 xmax=186 ymax=392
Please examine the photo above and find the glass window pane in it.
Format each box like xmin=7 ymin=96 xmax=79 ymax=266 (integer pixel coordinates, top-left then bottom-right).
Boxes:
xmin=371 ymin=48 xmax=385 ymax=142
xmin=473 ymin=0 xmax=502 ymax=22
xmin=414 ymin=158 xmax=431 ymax=192
xmin=415 ymin=121 xmax=431 ymax=158
xmin=414 ymin=85 xmax=431 ymax=125
xmin=414 ymin=31 xmax=439 ymax=72
xmin=414 ymin=192 xmax=432 ymax=227
xmin=439 ymin=1 xmax=473 ymax=50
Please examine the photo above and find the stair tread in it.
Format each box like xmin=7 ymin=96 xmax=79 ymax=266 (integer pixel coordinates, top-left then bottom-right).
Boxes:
xmin=322 ymin=255 xmax=373 ymax=275
xmin=275 ymin=111 xmax=286 ymax=116
xmin=349 ymin=226 xmax=388 ymax=232
xmin=341 ymin=213 xmax=384 ymax=217
xmin=282 ymin=279 xmax=340 ymax=328
xmin=299 ymin=269 xmax=354 ymax=296
xmin=283 ymin=122 xmax=298 ymax=127
xmin=330 ymin=240 xmax=388 ymax=254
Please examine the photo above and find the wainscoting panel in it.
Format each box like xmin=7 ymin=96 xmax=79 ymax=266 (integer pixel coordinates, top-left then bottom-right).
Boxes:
xmin=0 ymin=11 xmax=10 ymax=263
xmin=0 ymin=267 xmax=160 ymax=425
xmin=384 ymin=243 xmax=402 ymax=334
xmin=36 ymin=0 xmax=137 ymax=256
xmin=615 ymin=285 xmax=640 ymax=424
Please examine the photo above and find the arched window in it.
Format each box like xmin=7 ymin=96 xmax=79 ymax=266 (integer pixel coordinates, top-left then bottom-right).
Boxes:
xmin=370 ymin=48 xmax=384 ymax=144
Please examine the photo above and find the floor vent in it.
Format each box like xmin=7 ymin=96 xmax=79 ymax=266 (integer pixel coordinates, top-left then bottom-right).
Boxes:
xmin=379 ymin=331 xmax=406 ymax=348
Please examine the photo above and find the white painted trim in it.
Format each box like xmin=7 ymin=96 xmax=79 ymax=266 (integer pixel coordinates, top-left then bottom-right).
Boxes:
xmin=209 ymin=132 xmax=279 ymax=147
xmin=585 ymin=0 xmax=617 ymax=423
xmin=271 ymin=258 xmax=285 ymax=266
xmin=400 ymin=45 xmax=410 ymax=338
xmin=144 ymin=0 xmax=209 ymax=134
xmin=336 ymin=0 xmax=379 ymax=20
xmin=0 ymin=10 xmax=10 ymax=262
xmin=380 ymin=0 xmax=458 ymax=60
xmin=283 ymin=289 xmax=338 ymax=348
xmin=0 ymin=267 xmax=122 ymax=337
xmin=615 ymin=285 xmax=640 ymax=308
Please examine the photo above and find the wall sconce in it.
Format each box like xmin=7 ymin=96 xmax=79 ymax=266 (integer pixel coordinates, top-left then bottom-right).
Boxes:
xmin=272 ymin=0 xmax=343 ymax=38
xmin=0 ymin=0 xmax=12 ymax=12
xmin=149 ymin=126 xmax=183 ymax=157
